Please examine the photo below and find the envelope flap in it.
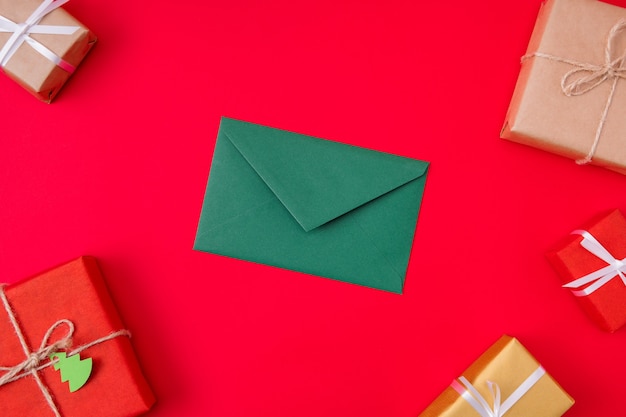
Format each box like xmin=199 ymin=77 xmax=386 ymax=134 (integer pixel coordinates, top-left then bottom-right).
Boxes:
xmin=220 ymin=117 xmax=429 ymax=231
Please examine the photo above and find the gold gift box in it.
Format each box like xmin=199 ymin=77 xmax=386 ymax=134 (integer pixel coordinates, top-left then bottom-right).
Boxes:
xmin=501 ymin=0 xmax=626 ymax=175
xmin=0 ymin=0 xmax=96 ymax=102
xmin=419 ymin=336 xmax=574 ymax=417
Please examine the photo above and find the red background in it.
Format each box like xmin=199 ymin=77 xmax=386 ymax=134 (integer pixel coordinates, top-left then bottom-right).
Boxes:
xmin=1 ymin=0 xmax=625 ymax=416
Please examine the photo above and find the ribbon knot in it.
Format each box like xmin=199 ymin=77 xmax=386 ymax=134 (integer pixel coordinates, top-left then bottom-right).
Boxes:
xmin=451 ymin=366 xmax=546 ymax=417
xmin=562 ymin=229 xmax=626 ymax=296
xmin=24 ymin=353 xmax=42 ymax=371
xmin=0 ymin=0 xmax=80 ymax=72
xmin=14 ymin=22 xmax=30 ymax=37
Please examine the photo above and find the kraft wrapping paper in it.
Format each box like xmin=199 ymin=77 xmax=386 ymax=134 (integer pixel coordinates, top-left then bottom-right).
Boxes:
xmin=502 ymin=0 xmax=626 ymax=175
xmin=0 ymin=0 xmax=95 ymax=102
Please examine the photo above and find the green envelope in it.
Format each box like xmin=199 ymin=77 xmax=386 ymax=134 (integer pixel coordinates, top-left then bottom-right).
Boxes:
xmin=194 ymin=117 xmax=429 ymax=293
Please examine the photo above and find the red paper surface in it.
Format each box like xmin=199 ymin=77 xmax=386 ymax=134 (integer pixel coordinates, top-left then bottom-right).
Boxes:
xmin=1 ymin=1 xmax=626 ymax=416
xmin=0 ymin=257 xmax=154 ymax=417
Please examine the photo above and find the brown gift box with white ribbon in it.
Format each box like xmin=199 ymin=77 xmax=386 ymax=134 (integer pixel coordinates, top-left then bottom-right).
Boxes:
xmin=501 ymin=0 xmax=626 ymax=175
xmin=418 ymin=336 xmax=573 ymax=417
xmin=0 ymin=0 xmax=95 ymax=102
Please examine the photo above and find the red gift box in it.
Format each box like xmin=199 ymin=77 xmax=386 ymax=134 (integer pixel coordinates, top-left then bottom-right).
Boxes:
xmin=547 ymin=209 xmax=626 ymax=332
xmin=0 ymin=257 xmax=155 ymax=417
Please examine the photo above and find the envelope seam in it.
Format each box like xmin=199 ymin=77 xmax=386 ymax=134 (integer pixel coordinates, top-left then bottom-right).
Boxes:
xmin=305 ymin=172 xmax=425 ymax=232
xmin=221 ymin=129 xmax=312 ymax=231
xmin=222 ymin=127 xmax=429 ymax=232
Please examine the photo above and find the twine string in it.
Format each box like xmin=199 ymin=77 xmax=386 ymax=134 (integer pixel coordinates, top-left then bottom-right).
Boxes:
xmin=0 ymin=285 xmax=62 ymax=417
xmin=0 ymin=284 xmax=131 ymax=417
xmin=521 ymin=20 xmax=626 ymax=165
xmin=0 ymin=319 xmax=74 ymax=385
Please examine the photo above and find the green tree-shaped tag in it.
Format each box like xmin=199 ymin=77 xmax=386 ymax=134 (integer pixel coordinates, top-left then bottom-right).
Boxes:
xmin=49 ymin=352 xmax=93 ymax=392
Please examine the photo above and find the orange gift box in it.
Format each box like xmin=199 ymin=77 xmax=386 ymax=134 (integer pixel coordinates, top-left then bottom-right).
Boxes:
xmin=0 ymin=257 xmax=155 ymax=417
xmin=547 ymin=209 xmax=626 ymax=332
xmin=419 ymin=336 xmax=573 ymax=417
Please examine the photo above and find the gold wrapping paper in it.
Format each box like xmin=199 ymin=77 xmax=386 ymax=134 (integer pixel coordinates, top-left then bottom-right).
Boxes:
xmin=501 ymin=0 xmax=626 ymax=175
xmin=419 ymin=336 xmax=574 ymax=417
xmin=0 ymin=0 xmax=96 ymax=102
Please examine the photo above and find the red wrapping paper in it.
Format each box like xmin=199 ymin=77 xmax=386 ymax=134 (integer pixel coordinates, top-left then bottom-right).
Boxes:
xmin=547 ymin=209 xmax=626 ymax=332
xmin=0 ymin=257 xmax=155 ymax=417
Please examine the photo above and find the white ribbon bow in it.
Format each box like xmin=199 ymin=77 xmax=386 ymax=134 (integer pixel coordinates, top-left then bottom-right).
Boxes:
xmin=562 ymin=229 xmax=626 ymax=297
xmin=451 ymin=366 xmax=546 ymax=417
xmin=0 ymin=0 xmax=79 ymax=72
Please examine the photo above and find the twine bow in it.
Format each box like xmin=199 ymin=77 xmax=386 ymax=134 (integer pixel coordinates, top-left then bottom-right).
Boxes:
xmin=562 ymin=229 xmax=626 ymax=297
xmin=523 ymin=19 xmax=626 ymax=165
xmin=560 ymin=20 xmax=626 ymax=96
xmin=0 ymin=319 xmax=74 ymax=387
xmin=0 ymin=0 xmax=79 ymax=72
xmin=451 ymin=366 xmax=546 ymax=417
xmin=0 ymin=285 xmax=131 ymax=417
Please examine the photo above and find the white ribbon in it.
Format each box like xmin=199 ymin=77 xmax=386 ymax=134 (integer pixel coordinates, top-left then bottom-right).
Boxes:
xmin=451 ymin=366 xmax=546 ymax=417
xmin=0 ymin=0 xmax=79 ymax=73
xmin=562 ymin=229 xmax=626 ymax=297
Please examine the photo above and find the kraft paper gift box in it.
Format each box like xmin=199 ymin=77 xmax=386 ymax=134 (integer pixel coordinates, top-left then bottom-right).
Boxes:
xmin=547 ymin=209 xmax=626 ymax=332
xmin=194 ymin=117 xmax=429 ymax=293
xmin=0 ymin=257 xmax=155 ymax=417
xmin=501 ymin=0 xmax=626 ymax=175
xmin=0 ymin=0 xmax=96 ymax=102
xmin=419 ymin=336 xmax=574 ymax=417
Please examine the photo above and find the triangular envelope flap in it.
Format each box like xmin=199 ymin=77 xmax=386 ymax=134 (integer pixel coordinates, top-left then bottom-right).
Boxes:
xmin=220 ymin=117 xmax=429 ymax=231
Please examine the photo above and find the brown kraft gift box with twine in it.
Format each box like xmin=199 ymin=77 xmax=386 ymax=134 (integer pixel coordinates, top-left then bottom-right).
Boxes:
xmin=501 ymin=0 xmax=626 ymax=175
